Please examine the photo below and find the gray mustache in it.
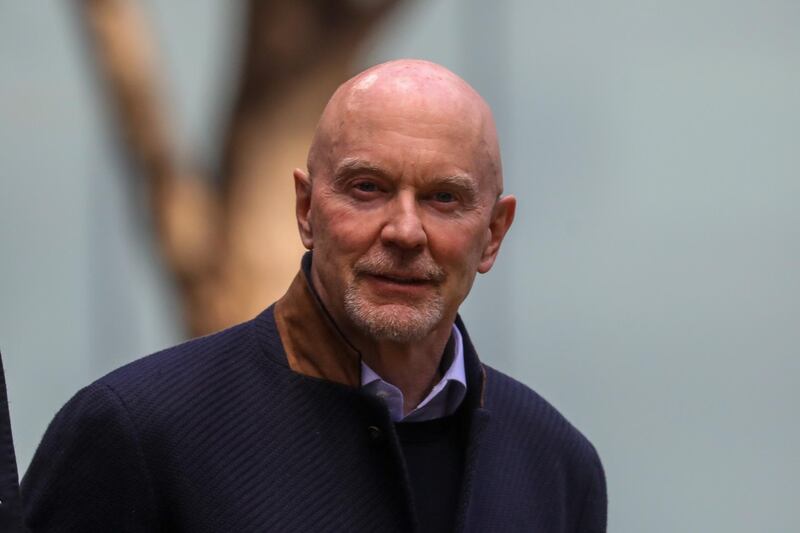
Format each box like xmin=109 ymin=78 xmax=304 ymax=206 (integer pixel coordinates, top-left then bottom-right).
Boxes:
xmin=354 ymin=255 xmax=445 ymax=282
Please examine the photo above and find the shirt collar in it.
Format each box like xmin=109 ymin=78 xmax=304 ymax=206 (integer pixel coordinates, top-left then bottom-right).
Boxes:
xmin=361 ymin=325 xmax=468 ymax=422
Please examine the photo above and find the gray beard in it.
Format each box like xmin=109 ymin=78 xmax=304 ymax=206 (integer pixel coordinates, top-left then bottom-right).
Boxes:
xmin=343 ymin=282 xmax=445 ymax=343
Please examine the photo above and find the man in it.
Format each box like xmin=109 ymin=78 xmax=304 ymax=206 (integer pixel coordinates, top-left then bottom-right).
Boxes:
xmin=22 ymin=60 xmax=606 ymax=532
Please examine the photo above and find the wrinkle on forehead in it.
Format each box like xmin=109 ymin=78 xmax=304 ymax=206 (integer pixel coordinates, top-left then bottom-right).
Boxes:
xmin=308 ymin=60 xmax=503 ymax=195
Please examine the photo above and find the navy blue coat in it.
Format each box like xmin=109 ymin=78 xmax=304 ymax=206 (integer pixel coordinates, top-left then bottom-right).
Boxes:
xmin=22 ymin=267 xmax=606 ymax=532
xmin=0 ymin=351 xmax=24 ymax=532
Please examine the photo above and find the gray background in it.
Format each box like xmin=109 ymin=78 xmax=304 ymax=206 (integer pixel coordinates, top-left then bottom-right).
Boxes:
xmin=2 ymin=1 xmax=798 ymax=531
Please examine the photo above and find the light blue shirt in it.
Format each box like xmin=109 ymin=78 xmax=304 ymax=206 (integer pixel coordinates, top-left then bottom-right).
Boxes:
xmin=360 ymin=325 xmax=467 ymax=422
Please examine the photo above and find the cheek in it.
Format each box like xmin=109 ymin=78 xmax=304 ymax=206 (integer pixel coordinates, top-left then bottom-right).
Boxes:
xmin=426 ymin=218 xmax=488 ymax=270
xmin=311 ymin=200 xmax=380 ymax=256
xmin=431 ymin=234 xmax=481 ymax=307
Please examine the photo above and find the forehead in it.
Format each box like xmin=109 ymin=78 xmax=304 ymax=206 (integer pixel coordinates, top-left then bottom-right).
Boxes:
xmin=327 ymin=93 xmax=490 ymax=184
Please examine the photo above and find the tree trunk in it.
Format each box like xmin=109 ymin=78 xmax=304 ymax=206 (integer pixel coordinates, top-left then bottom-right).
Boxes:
xmin=76 ymin=0 xmax=403 ymax=335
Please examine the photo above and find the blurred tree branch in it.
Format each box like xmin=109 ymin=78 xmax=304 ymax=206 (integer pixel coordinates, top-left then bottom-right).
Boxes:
xmin=76 ymin=0 xmax=403 ymax=335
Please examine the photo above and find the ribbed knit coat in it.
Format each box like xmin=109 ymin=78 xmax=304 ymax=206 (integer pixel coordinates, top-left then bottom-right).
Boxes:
xmin=22 ymin=259 xmax=607 ymax=532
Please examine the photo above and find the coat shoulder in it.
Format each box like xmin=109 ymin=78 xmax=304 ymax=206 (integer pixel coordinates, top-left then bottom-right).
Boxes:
xmin=481 ymin=364 xmax=602 ymax=467
xmin=99 ymin=307 xmax=286 ymax=400
xmin=88 ymin=307 xmax=291 ymax=435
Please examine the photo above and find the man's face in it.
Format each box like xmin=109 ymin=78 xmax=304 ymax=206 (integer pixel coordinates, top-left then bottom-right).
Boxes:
xmin=296 ymin=87 xmax=512 ymax=343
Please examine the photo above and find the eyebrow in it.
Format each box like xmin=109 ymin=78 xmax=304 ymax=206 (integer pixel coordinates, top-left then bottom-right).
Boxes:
xmin=432 ymin=174 xmax=480 ymax=198
xmin=332 ymin=157 xmax=481 ymax=198
xmin=332 ymin=158 xmax=389 ymax=184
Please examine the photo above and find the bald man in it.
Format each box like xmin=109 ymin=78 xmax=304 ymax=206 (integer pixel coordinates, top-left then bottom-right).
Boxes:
xmin=22 ymin=60 xmax=607 ymax=532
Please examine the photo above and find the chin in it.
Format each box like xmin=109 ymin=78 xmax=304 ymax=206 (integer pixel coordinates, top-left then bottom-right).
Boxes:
xmin=343 ymin=294 xmax=444 ymax=343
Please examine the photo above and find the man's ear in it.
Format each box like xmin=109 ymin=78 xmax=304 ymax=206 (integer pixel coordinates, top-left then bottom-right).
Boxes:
xmin=478 ymin=195 xmax=516 ymax=274
xmin=294 ymin=168 xmax=314 ymax=249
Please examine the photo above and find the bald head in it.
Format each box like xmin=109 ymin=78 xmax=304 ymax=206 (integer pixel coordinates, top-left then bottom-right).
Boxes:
xmin=293 ymin=59 xmax=516 ymax=346
xmin=308 ymin=59 xmax=503 ymax=196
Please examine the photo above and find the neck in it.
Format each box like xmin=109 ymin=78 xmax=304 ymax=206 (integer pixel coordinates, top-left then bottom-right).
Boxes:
xmin=355 ymin=323 xmax=453 ymax=415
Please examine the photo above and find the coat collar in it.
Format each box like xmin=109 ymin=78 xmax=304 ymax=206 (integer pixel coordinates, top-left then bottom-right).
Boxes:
xmin=273 ymin=253 xmax=487 ymax=407
xmin=273 ymin=253 xmax=362 ymax=388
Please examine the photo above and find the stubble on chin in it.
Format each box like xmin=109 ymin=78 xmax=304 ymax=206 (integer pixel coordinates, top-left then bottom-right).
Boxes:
xmin=342 ymin=280 xmax=445 ymax=343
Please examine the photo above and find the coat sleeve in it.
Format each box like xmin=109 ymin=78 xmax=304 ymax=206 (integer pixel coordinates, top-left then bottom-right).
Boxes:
xmin=21 ymin=382 xmax=160 ymax=532
xmin=0 ymin=350 xmax=24 ymax=532
xmin=576 ymin=451 xmax=608 ymax=533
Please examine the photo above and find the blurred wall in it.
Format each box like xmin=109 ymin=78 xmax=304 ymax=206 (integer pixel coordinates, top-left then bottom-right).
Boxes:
xmin=2 ymin=1 xmax=798 ymax=531
xmin=1 ymin=0 xmax=236 ymax=479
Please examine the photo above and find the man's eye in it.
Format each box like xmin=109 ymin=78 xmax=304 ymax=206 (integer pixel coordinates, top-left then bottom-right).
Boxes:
xmin=433 ymin=191 xmax=456 ymax=203
xmin=354 ymin=181 xmax=378 ymax=193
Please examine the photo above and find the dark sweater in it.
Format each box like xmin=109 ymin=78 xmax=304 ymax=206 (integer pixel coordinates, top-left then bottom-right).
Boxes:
xmin=396 ymin=412 xmax=467 ymax=533
xmin=21 ymin=305 xmax=606 ymax=532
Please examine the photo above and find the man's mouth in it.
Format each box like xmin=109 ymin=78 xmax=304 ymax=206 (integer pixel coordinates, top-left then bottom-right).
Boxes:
xmin=367 ymin=273 xmax=433 ymax=285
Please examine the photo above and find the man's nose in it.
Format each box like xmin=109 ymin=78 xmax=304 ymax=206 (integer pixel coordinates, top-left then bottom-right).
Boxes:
xmin=380 ymin=196 xmax=427 ymax=250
